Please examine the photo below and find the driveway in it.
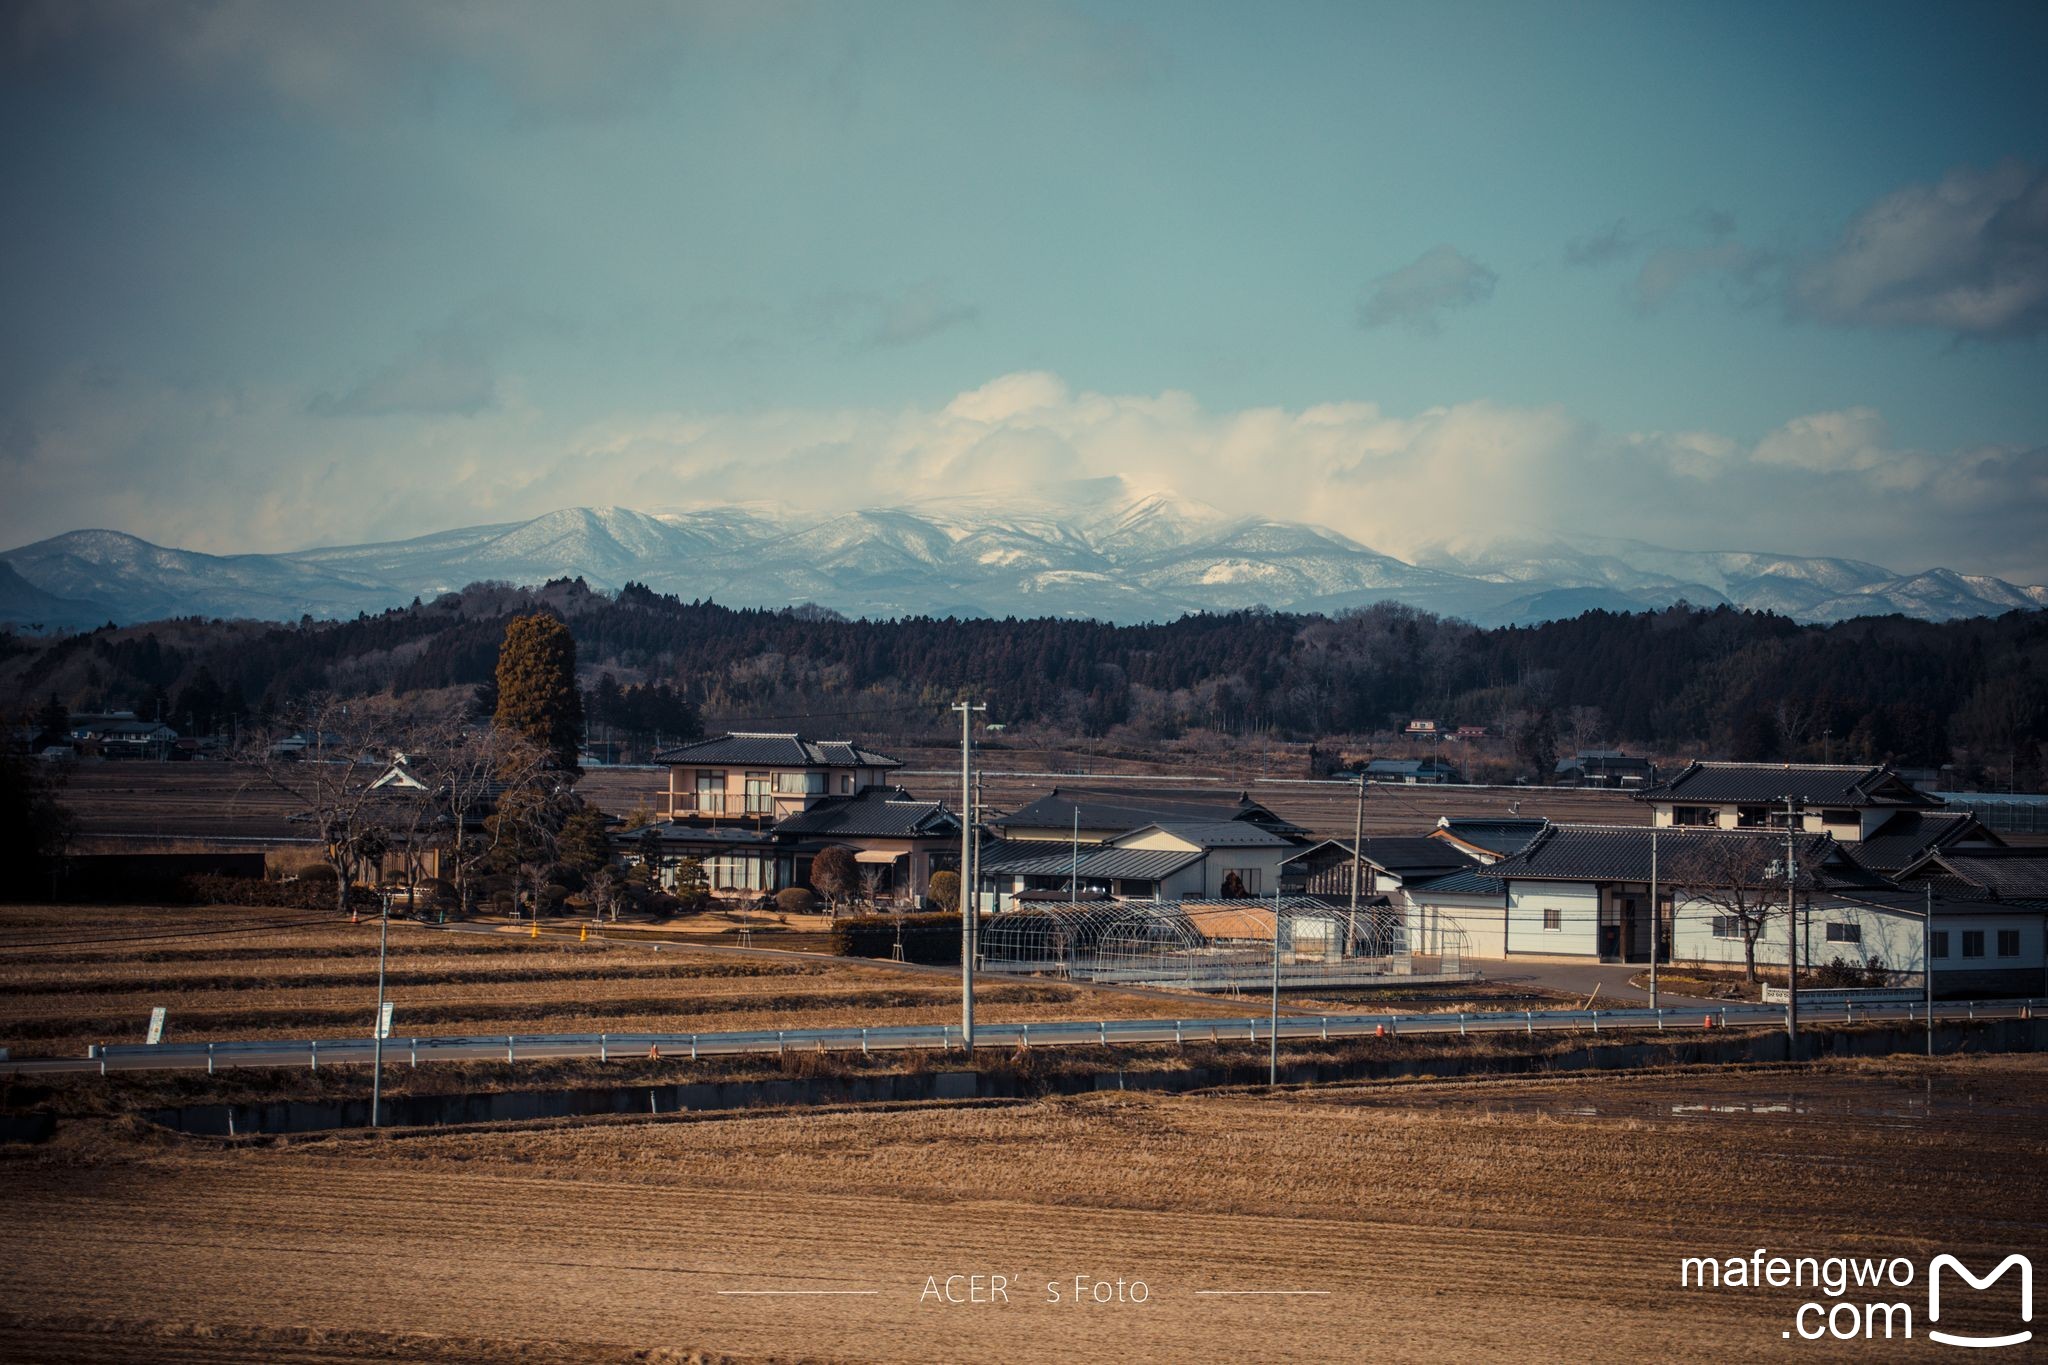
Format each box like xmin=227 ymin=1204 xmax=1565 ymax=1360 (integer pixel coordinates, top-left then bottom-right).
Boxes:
xmin=1466 ymin=958 xmax=1731 ymax=1008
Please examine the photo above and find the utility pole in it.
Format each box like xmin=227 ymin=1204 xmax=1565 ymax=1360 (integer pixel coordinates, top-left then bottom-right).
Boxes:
xmin=1269 ymin=883 xmax=1281 ymax=1087
xmin=972 ymin=768 xmax=983 ymax=927
xmin=1924 ymin=882 xmax=1934 ymax=1058
xmin=1349 ymin=766 xmax=1366 ymax=919
xmin=1648 ymin=827 xmax=1659 ymax=1011
xmin=952 ymin=699 xmax=985 ymax=1050
xmin=1784 ymin=795 xmax=1799 ymax=1050
xmin=370 ymin=889 xmax=390 ymax=1128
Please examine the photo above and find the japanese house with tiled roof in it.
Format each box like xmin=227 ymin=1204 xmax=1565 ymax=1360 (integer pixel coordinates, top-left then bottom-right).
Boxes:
xmin=621 ymin=732 xmax=956 ymax=903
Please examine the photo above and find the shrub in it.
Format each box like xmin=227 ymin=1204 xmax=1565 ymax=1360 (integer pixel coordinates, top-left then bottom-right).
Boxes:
xmin=775 ymin=888 xmax=818 ymax=915
xmin=831 ymin=912 xmax=962 ymax=965
xmin=926 ymin=870 xmax=960 ymax=913
xmin=1810 ymin=955 xmax=1896 ymax=989
xmin=298 ymin=863 xmax=339 ymax=884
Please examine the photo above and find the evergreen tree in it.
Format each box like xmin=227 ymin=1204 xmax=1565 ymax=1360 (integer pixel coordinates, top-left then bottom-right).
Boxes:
xmin=493 ymin=614 xmax=583 ymax=771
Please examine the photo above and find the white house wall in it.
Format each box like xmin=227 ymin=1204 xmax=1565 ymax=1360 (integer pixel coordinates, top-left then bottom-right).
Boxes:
xmin=1405 ymin=891 xmax=1510 ymax=957
xmin=1505 ymin=883 xmax=1600 ymax=958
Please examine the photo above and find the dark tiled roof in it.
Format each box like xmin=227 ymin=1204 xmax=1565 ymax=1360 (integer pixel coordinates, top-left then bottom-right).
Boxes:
xmin=770 ymin=786 xmax=957 ymax=839
xmin=652 ymin=732 xmax=902 ymax=768
xmin=1433 ymin=818 xmax=1549 ymax=857
xmin=994 ymin=788 xmax=1308 ymax=839
xmin=1636 ymin=761 xmax=1939 ymax=808
xmin=977 ymin=839 xmax=1203 ymax=883
xmin=1406 ymin=866 xmax=1509 ymax=898
xmin=1899 ymin=847 xmax=2048 ymax=907
xmin=1284 ymin=836 xmax=1474 ymax=879
xmin=1478 ymin=824 xmax=1869 ymax=886
xmin=1135 ymin=820 xmax=1294 ymax=850
xmin=1069 ymin=846 xmax=1208 ymax=881
xmin=1832 ymin=886 xmax=2047 ymax=918
xmin=1849 ymin=810 xmax=1995 ymax=874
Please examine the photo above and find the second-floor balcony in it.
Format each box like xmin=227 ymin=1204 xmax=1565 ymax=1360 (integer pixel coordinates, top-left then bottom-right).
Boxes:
xmin=658 ymin=792 xmax=798 ymax=819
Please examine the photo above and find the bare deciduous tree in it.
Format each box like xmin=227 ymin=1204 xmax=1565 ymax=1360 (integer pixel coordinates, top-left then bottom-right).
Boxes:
xmin=440 ymin=724 xmax=552 ymax=918
xmin=1668 ymin=832 xmax=1830 ymax=984
xmin=243 ymin=697 xmax=393 ymax=918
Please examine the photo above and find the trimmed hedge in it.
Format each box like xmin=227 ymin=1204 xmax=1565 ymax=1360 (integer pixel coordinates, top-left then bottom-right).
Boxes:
xmin=831 ymin=912 xmax=963 ymax=965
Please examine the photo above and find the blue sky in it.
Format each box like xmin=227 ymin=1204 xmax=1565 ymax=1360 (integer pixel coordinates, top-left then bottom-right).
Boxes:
xmin=3 ymin=1 xmax=2045 ymax=578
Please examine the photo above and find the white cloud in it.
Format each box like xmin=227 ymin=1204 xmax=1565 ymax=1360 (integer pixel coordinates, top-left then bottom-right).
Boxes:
xmin=1791 ymin=160 xmax=2048 ymax=339
xmin=4 ymin=371 xmax=2045 ymax=584
xmin=1356 ymin=245 xmax=1498 ymax=335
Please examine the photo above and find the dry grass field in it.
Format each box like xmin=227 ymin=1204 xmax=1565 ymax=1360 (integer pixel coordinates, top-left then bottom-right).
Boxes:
xmin=2 ymin=1055 xmax=2041 ymax=1362
xmin=0 ymin=904 xmax=1253 ymax=1059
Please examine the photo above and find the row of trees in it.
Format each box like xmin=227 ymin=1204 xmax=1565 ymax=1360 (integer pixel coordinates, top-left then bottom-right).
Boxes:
xmin=11 ymin=584 xmax=2047 ymax=784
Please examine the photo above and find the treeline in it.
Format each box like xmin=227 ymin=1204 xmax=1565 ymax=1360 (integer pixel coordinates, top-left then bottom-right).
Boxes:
xmin=5 ymin=579 xmax=2045 ymax=781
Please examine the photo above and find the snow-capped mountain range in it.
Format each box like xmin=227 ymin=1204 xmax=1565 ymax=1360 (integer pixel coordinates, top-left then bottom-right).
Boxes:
xmin=4 ymin=481 xmax=2044 ymax=630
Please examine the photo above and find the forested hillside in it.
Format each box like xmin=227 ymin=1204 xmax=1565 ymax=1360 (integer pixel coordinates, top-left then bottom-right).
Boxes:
xmin=4 ymin=578 xmax=2044 ymax=784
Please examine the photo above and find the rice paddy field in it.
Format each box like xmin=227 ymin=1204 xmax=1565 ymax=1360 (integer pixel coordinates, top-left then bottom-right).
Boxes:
xmin=0 ymin=903 xmax=1257 ymax=1060
xmin=2 ymin=1054 xmax=2041 ymax=1362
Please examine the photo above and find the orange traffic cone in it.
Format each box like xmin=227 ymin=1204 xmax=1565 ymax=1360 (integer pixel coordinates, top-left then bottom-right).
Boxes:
xmin=1702 ymin=1014 xmax=1714 ymax=1029
xmin=350 ymin=909 xmax=359 ymax=925
xmin=1374 ymin=1024 xmax=1386 ymax=1037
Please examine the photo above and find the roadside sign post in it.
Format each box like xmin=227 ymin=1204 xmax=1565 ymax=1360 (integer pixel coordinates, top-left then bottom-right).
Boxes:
xmin=146 ymin=1007 xmax=166 ymax=1046
xmin=370 ymin=892 xmax=391 ymax=1128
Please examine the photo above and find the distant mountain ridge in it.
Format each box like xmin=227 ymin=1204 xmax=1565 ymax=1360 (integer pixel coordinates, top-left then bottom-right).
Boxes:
xmin=5 ymin=484 xmax=2044 ymax=630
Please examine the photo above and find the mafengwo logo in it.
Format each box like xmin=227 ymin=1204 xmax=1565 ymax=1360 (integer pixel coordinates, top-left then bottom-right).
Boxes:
xmin=1680 ymin=1250 xmax=2033 ymax=1345
xmin=1928 ymin=1254 xmax=2032 ymax=1350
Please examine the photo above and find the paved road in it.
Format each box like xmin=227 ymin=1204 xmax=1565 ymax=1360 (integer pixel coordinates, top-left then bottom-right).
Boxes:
xmin=5 ymin=999 xmax=2033 ymax=1076
xmin=1464 ymin=958 xmax=1730 ymax=1007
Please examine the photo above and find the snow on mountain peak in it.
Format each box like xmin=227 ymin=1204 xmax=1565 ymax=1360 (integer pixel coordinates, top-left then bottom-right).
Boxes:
xmin=3 ymin=502 xmax=2042 ymax=629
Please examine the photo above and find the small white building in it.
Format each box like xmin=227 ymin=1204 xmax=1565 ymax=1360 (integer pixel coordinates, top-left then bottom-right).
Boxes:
xmin=1412 ymin=822 xmax=2046 ymax=995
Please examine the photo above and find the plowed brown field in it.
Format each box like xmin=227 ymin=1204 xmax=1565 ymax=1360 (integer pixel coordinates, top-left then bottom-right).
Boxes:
xmin=4 ymin=1055 xmax=2042 ymax=1362
xmin=0 ymin=904 xmax=1248 ymax=1058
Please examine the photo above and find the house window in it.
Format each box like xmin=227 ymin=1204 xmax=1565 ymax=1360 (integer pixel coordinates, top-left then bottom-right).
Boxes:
xmin=1930 ymin=931 xmax=1949 ymax=959
xmin=1825 ymin=922 xmax=1861 ymax=944
xmin=1997 ymin=930 xmax=2021 ymax=958
xmin=839 ymin=773 xmax=853 ymax=794
xmin=706 ymin=854 xmax=765 ymax=891
xmin=695 ymin=770 xmax=726 ymax=814
xmin=1961 ymin=930 xmax=1985 ymax=959
xmin=1543 ymin=908 xmax=1562 ymax=931
xmin=774 ymin=770 xmax=826 ymax=795
xmin=1671 ymin=806 xmax=1716 ymax=828
xmin=744 ymin=772 xmax=772 ymax=814
xmin=1823 ymin=809 xmax=1858 ymax=829
xmin=1711 ymin=915 xmax=1742 ymax=939
xmin=1224 ymin=868 xmax=1263 ymax=896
